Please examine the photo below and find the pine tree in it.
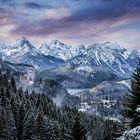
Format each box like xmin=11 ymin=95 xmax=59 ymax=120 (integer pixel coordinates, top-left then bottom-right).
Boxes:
xmin=17 ymin=103 xmax=26 ymax=140
xmin=70 ymin=114 xmax=86 ymax=140
xmin=5 ymin=104 xmax=17 ymax=140
xmin=10 ymin=76 xmax=16 ymax=93
xmin=23 ymin=111 xmax=35 ymax=140
xmin=0 ymin=107 xmax=10 ymax=139
xmin=123 ymin=60 xmax=140 ymax=129
xmin=2 ymin=74 xmax=9 ymax=87
xmin=34 ymin=107 xmax=47 ymax=140
xmin=45 ymin=119 xmax=62 ymax=140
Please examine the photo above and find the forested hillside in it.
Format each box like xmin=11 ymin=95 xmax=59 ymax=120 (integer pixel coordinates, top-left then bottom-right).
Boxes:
xmin=0 ymin=72 xmax=121 ymax=140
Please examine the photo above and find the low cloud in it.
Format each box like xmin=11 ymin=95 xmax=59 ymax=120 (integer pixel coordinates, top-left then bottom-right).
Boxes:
xmin=52 ymin=94 xmax=64 ymax=107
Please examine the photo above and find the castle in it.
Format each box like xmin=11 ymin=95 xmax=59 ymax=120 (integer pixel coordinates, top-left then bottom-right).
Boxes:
xmin=20 ymin=67 xmax=35 ymax=86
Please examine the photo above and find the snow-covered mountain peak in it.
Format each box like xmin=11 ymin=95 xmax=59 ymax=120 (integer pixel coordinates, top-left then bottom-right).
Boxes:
xmin=77 ymin=44 xmax=86 ymax=50
xmin=17 ymin=36 xmax=28 ymax=42
xmin=39 ymin=40 xmax=73 ymax=60
xmin=49 ymin=40 xmax=71 ymax=49
xmin=88 ymin=42 xmax=125 ymax=51
xmin=70 ymin=44 xmax=86 ymax=56
xmin=103 ymin=42 xmax=126 ymax=51
xmin=85 ymin=42 xmax=131 ymax=60
xmin=67 ymin=42 xmax=140 ymax=78
xmin=0 ymin=38 xmax=64 ymax=70
xmin=14 ymin=37 xmax=35 ymax=50
xmin=51 ymin=39 xmax=65 ymax=46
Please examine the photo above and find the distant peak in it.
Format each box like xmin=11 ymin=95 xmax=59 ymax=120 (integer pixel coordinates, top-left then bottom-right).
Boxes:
xmin=17 ymin=37 xmax=28 ymax=42
xmin=103 ymin=42 xmax=124 ymax=50
xmin=15 ymin=37 xmax=34 ymax=48
xmin=88 ymin=42 xmax=125 ymax=51
xmin=103 ymin=42 xmax=121 ymax=47
xmin=51 ymin=39 xmax=64 ymax=45
xmin=97 ymin=41 xmax=119 ymax=48
xmin=79 ymin=44 xmax=85 ymax=48
xmin=75 ymin=44 xmax=85 ymax=50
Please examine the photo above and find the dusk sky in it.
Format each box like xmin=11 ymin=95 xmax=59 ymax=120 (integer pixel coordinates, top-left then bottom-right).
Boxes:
xmin=0 ymin=0 xmax=140 ymax=49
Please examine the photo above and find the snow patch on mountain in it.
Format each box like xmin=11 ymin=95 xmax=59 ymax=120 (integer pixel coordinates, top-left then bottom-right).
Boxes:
xmin=117 ymin=80 xmax=130 ymax=88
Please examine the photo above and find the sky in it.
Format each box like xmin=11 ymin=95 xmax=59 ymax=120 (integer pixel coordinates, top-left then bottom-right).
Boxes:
xmin=0 ymin=0 xmax=140 ymax=49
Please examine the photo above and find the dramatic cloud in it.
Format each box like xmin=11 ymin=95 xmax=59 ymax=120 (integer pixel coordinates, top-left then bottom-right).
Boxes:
xmin=25 ymin=2 xmax=53 ymax=9
xmin=0 ymin=0 xmax=140 ymax=49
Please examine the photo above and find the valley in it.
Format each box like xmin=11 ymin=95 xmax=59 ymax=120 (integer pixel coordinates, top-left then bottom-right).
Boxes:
xmin=0 ymin=37 xmax=136 ymax=119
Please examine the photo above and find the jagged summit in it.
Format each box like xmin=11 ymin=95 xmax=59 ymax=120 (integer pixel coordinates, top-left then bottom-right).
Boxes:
xmin=88 ymin=42 xmax=125 ymax=50
xmin=16 ymin=37 xmax=28 ymax=42
xmin=51 ymin=39 xmax=65 ymax=45
xmin=39 ymin=40 xmax=73 ymax=60
xmin=14 ymin=37 xmax=35 ymax=50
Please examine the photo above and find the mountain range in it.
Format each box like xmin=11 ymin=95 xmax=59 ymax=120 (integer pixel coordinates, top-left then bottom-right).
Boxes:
xmin=38 ymin=41 xmax=140 ymax=88
xmin=0 ymin=37 xmax=140 ymax=88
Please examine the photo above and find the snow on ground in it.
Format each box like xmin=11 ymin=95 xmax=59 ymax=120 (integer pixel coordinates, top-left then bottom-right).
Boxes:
xmin=67 ymin=88 xmax=89 ymax=96
xmin=78 ymin=102 xmax=92 ymax=112
xmin=105 ymin=117 xmax=121 ymax=122
xmin=136 ymin=106 xmax=140 ymax=113
xmin=76 ymin=65 xmax=93 ymax=73
xmin=118 ymin=126 xmax=140 ymax=140
xmin=117 ymin=80 xmax=130 ymax=88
